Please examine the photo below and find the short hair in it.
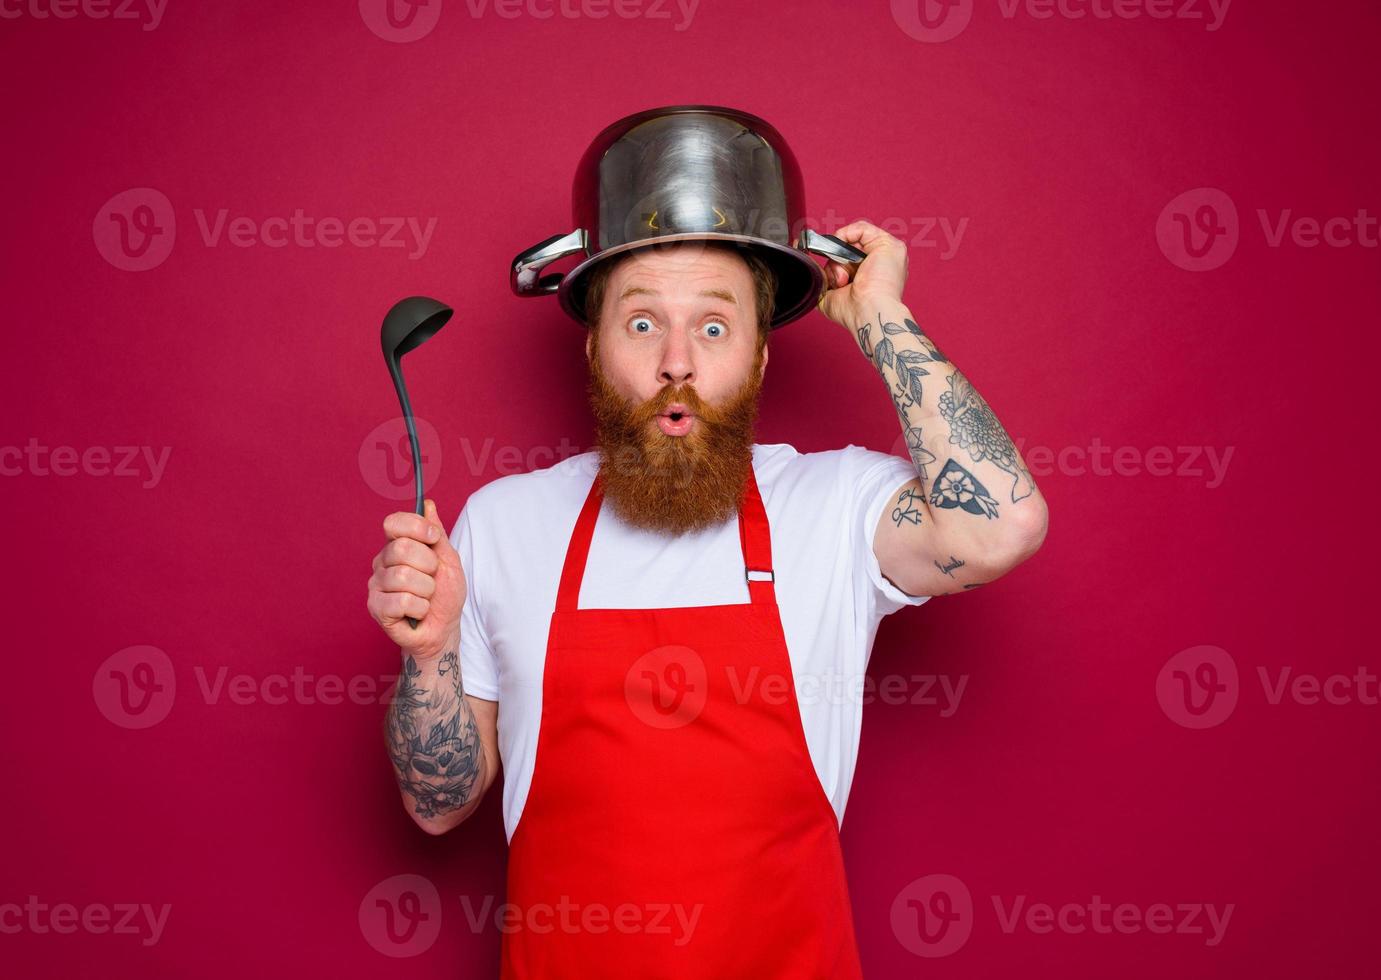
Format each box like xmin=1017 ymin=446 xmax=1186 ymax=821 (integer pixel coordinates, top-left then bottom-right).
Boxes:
xmin=583 ymin=241 xmax=778 ymax=347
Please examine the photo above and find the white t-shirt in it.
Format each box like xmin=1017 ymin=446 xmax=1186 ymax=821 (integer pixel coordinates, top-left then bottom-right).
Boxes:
xmin=450 ymin=442 xmax=931 ymax=842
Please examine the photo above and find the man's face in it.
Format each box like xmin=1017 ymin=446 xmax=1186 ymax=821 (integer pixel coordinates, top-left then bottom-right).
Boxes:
xmin=585 ymin=243 xmax=769 ymax=534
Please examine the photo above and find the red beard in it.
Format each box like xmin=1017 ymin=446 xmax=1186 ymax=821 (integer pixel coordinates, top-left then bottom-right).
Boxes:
xmin=586 ymin=335 xmax=766 ymax=535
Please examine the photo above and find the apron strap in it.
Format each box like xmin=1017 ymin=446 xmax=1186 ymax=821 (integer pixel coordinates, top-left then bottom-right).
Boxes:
xmin=556 ymin=463 xmax=776 ymax=611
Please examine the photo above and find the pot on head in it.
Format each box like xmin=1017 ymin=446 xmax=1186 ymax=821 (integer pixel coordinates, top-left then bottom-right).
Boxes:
xmin=510 ymin=104 xmax=864 ymax=330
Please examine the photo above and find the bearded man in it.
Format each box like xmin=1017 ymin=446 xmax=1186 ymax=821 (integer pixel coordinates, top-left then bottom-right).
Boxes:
xmin=367 ymin=222 xmax=1047 ymax=977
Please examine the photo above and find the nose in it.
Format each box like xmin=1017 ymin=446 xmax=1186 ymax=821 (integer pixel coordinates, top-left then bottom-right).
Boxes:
xmin=656 ymin=326 xmax=694 ymax=389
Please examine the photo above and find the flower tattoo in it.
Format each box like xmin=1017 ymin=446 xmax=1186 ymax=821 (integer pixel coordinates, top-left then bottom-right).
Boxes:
xmin=929 ymin=458 xmax=1000 ymax=519
xmin=938 ymin=373 xmax=1036 ymax=503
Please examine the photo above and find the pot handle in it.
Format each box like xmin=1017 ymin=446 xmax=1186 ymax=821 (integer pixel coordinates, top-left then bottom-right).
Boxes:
xmin=797 ymin=228 xmax=867 ymax=266
xmin=511 ymin=229 xmax=589 ymax=296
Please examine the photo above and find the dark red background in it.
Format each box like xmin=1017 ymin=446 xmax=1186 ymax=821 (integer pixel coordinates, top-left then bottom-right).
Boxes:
xmin=3 ymin=0 xmax=1378 ymax=976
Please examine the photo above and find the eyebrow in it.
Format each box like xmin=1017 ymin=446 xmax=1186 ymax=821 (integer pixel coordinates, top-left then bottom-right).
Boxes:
xmin=617 ymin=285 xmax=738 ymax=305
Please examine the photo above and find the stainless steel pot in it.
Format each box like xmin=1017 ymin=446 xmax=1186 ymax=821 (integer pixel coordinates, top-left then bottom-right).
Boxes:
xmin=510 ymin=104 xmax=865 ymax=330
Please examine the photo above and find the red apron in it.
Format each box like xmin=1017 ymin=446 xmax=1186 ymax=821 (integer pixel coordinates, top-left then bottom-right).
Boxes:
xmin=500 ymin=466 xmax=864 ymax=979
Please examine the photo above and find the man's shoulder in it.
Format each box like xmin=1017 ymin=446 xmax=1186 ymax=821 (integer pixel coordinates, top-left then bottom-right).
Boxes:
xmin=755 ymin=441 xmax=893 ymax=481
xmin=465 ymin=450 xmax=599 ymax=516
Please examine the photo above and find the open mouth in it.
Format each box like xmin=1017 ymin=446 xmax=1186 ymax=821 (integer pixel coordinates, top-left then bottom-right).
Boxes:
xmin=658 ymin=403 xmax=694 ymax=422
xmin=655 ymin=403 xmax=695 ymax=436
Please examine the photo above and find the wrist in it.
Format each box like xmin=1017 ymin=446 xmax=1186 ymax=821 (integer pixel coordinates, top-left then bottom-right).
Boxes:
xmin=402 ymin=624 xmax=461 ymax=663
xmin=843 ymin=295 xmax=912 ymax=334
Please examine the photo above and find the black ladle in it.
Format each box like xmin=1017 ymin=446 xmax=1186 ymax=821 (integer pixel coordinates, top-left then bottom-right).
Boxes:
xmin=380 ymin=295 xmax=453 ymax=629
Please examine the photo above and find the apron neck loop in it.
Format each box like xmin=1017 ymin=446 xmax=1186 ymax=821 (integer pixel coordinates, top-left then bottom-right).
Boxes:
xmin=556 ymin=463 xmax=776 ymax=611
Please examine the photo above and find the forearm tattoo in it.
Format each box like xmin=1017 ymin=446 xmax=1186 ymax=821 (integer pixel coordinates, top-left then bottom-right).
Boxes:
xmin=938 ymin=373 xmax=1036 ymax=503
xmin=930 ymin=458 xmax=1000 ymax=519
xmin=385 ymin=651 xmax=484 ymax=820
xmin=857 ymin=315 xmax=945 ymax=484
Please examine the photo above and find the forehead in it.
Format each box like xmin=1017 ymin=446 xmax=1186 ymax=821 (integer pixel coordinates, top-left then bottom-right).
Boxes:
xmin=606 ymin=244 xmax=752 ymax=305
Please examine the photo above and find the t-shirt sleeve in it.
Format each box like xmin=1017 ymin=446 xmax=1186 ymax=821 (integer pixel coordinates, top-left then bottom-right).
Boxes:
xmin=842 ymin=444 xmax=933 ymax=618
xmin=450 ymin=498 xmax=500 ymax=701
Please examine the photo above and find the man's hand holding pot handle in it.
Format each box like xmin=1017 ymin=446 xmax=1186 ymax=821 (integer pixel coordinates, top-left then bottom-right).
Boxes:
xmin=367 ymin=499 xmax=467 ymax=660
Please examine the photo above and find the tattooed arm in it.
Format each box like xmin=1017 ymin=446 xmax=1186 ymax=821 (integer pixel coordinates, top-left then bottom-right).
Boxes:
xmin=818 ymin=222 xmax=1049 ymax=598
xmin=383 ymin=638 xmax=498 ymax=835
xmin=369 ymin=501 xmax=499 ymax=835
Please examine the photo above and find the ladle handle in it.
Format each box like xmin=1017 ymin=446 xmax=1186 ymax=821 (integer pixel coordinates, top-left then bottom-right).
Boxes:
xmin=385 ymin=357 xmax=427 ymax=631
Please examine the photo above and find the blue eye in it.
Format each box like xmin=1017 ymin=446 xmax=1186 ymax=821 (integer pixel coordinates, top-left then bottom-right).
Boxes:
xmin=630 ymin=316 xmax=654 ymax=333
xmin=704 ymin=321 xmax=727 ymax=338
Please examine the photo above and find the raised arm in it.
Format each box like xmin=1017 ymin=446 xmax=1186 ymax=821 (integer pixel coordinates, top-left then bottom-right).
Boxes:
xmin=818 ymin=222 xmax=1049 ymax=598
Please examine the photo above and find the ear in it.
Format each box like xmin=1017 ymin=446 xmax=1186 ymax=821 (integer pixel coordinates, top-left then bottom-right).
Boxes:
xmin=585 ymin=327 xmax=593 ymax=362
xmin=759 ymin=340 xmax=769 ymax=379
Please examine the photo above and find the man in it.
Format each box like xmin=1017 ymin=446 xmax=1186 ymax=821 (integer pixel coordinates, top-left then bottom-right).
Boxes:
xmin=366 ymin=221 xmax=1048 ymax=977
